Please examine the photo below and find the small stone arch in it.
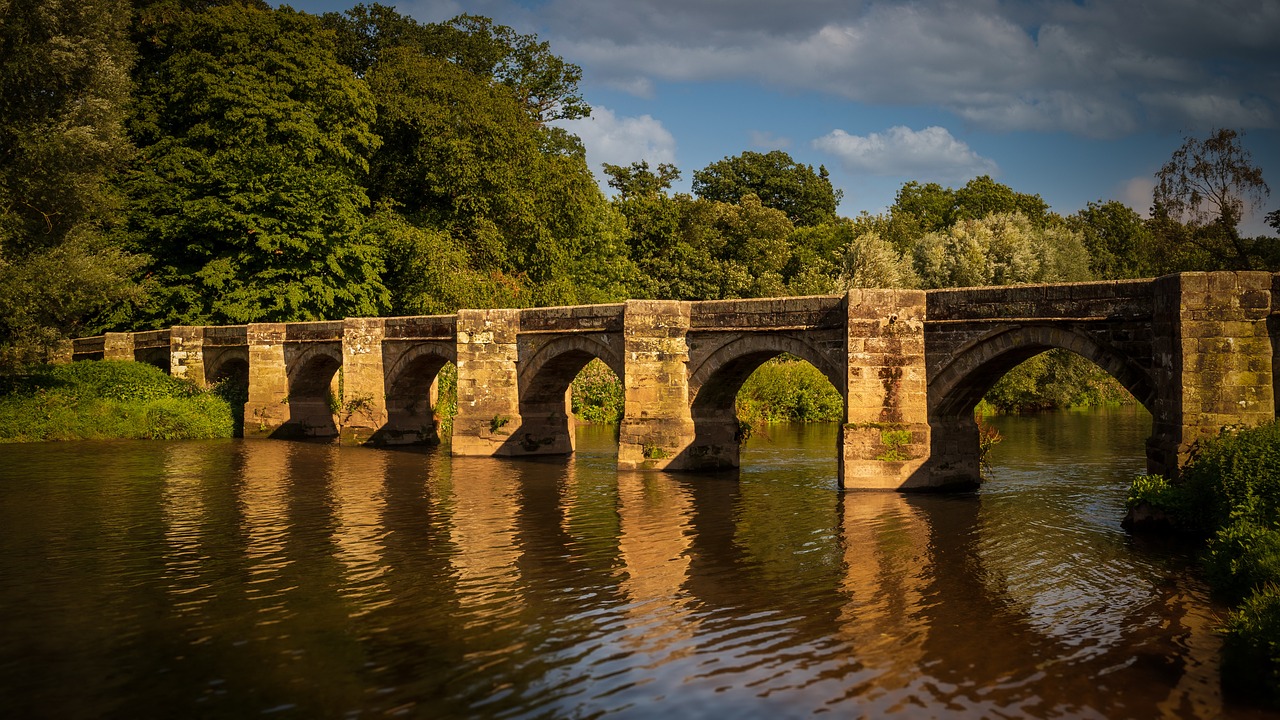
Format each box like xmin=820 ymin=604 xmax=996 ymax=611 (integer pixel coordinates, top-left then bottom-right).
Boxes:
xmin=518 ymin=334 xmax=624 ymax=406
xmin=205 ymin=348 xmax=250 ymax=386
xmin=282 ymin=344 xmax=343 ymax=438
xmin=929 ymin=325 xmax=1156 ymax=416
xmin=689 ymin=333 xmax=845 ymax=412
xmin=380 ymin=341 xmax=457 ymax=445
xmin=684 ymin=332 xmax=845 ymax=470
xmin=512 ymin=333 xmax=625 ymax=455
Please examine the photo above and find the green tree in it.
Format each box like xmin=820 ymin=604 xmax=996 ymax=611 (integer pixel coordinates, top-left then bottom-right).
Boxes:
xmin=365 ymin=45 xmax=628 ymax=307
xmin=125 ymin=4 xmax=387 ymax=326
xmin=1154 ymin=128 xmax=1271 ymax=269
xmin=1068 ymin=200 xmax=1155 ymax=279
xmin=693 ymin=150 xmax=841 ymax=227
xmin=0 ymin=0 xmax=142 ymax=368
xmin=914 ymin=212 xmax=1090 ymax=289
xmin=837 ymin=230 xmax=919 ymax=289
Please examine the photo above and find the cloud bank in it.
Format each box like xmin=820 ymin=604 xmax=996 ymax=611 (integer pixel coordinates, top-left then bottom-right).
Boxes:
xmin=814 ymin=126 xmax=997 ymax=181
xmin=525 ymin=0 xmax=1279 ymax=138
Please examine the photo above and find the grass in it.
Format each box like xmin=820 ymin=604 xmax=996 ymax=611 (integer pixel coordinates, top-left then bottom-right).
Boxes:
xmin=0 ymin=360 xmax=236 ymax=442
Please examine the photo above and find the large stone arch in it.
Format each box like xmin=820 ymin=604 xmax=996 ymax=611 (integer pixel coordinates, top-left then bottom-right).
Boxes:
xmin=281 ymin=344 xmax=343 ymax=439
xmin=513 ymin=333 xmax=625 ymax=455
xmin=925 ymin=324 xmax=1157 ymax=487
xmin=379 ymin=341 xmax=457 ymax=445
xmin=929 ymin=324 xmax=1156 ymax=416
xmin=684 ymin=332 xmax=846 ymax=470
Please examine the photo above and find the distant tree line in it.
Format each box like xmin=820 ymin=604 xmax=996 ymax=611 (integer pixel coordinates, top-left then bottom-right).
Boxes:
xmin=2 ymin=0 xmax=1277 ymax=395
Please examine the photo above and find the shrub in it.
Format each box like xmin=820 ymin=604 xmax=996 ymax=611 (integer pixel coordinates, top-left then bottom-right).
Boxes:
xmin=1222 ymin=585 xmax=1280 ymax=705
xmin=736 ymin=357 xmax=842 ymax=425
xmin=571 ymin=358 xmax=624 ymax=424
xmin=1182 ymin=422 xmax=1280 ymax=529
xmin=1205 ymin=521 xmax=1280 ymax=603
xmin=0 ymin=360 xmax=235 ymax=442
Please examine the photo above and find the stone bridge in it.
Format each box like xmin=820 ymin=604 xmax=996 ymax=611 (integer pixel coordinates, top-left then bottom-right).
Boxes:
xmin=71 ymin=271 xmax=1279 ymax=490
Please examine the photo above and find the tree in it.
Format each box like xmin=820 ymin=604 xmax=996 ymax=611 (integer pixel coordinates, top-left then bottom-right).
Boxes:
xmin=0 ymin=0 xmax=142 ymax=368
xmin=1068 ymin=200 xmax=1155 ymax=279
xmin=1154 ymin=128 xmax=1271 ymax=269
xmin=324 ymin=6 xmax=588 ymax=124
xmin=914 ymin=212 xmax=1090 ymax=289
xmin=838 ymin=230 xmax=918 ymax=290
xmin=693 ymin=150 xmax=841 ymax=227
xmin=125 ymin=4 xmax=387 ymax=326
xmin=604 ymin=161 xmax=681 ymax=201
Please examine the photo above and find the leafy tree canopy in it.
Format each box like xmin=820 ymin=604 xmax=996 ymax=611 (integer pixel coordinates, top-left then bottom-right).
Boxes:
xmin=1154 ymin=128 xmax=1271 ymax=270
xmin=0 ymin=0 xmax=142 ymax=368
xmin=125 ymin=3 xmax=387 ymax=326
xmin=1068 ymin=200 xmax=1155 ymax=279
xmin=692 ymin=150 xmax=841 ymax=227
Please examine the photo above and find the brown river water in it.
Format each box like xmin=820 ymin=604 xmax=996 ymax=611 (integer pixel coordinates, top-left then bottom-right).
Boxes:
xmin=0 ymin=407 xmax=1270 ymax=719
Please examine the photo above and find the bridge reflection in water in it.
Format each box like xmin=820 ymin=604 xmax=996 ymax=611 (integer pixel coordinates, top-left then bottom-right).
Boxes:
xmin=71 ymin=271 xmax=1279 ymax=490
xmin=2 ymin=413 xmax=1254 ymax=718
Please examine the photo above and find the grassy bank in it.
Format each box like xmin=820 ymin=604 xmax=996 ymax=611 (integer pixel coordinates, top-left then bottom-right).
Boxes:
xmin=0 ymin=361 xmax=236 ymax=442
xmin=1127 ymin=420 xmax=1280 ymax=705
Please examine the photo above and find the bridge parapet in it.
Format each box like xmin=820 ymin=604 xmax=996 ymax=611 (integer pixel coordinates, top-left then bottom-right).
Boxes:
xmin=518 ymin=303 xmax=625 ymax=333
xmin=689 ymin=295 xmax=845 ymax=330
xmin=926 ymin=280 xmax=1153 ymax=322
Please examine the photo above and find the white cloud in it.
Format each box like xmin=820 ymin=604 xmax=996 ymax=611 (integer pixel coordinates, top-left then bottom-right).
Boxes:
xmin=555 ymin=106 xmax=677 ymax=186
xmin=813 ymin=126 xmax=997 ymax=181
xmin=526 ymin=0 xmax=1280 ymax=138
xmin=1118 ymin=177 xmax=1156 ymax=218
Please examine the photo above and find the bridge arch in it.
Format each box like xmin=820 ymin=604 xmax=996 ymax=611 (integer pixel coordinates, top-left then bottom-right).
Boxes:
xmin=282 ymin=344 xmax=343 ymax=438
xmin=513 ymin=334 xmax=625 ymax=455
xmin=685 ymin=332 xmax=846 ymax=469
xmin=690 ymin=333 xmax=844 ymax=413
xmin=929 ymin=325 xmax=1156 ymax=416
xmin=380 ymin=341 xmax=457 ymax=445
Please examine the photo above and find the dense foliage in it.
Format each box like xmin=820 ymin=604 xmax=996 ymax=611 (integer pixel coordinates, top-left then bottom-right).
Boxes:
xmin=0 ymin=360 xmax=234 ymax=441
xmin=1126 ymin=421 xmax=1280 ymax=704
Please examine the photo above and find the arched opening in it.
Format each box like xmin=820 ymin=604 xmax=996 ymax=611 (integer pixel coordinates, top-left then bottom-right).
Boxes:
xmin=281 ymin=350 xmax=342 ymax=440
xmin=209 ymin=357 xmax=249 ymax=438
xmin=515 ymin=336 xmax=624 ymax=456
xmin=378 ymin=345 xmax=456 ymax=446
xmin=135 ymin=348 xmax=171 ymax=373
xmin=927 ymin=326 xmax=1155 ymax=487
xmin=569 ymin=358 xmax=625 ymax=456
xmin=687 ymin=336 xmax=845 ymax=471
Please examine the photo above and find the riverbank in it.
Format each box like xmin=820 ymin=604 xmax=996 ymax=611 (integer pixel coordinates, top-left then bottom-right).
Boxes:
xmin=1128 ymin=420 xmax=1280 ymax=706
xmin=0 ymin=361 xmax=236 ymax=442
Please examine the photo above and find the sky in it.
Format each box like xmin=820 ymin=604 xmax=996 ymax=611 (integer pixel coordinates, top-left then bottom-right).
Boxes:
xmin=288 ymin=0 xmax=1280 ymax=235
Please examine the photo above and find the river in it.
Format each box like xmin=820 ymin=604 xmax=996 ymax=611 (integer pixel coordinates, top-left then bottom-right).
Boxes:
xmin=0 ymin=407 xmax=1266 ymax=718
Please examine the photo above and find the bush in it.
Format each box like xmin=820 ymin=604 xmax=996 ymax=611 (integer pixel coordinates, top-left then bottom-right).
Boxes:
xmin=1205 ymin=521 xmax=1280 ymax=603
xmin=985 ymin=349 xmax=1132 ymax=413
xmin=1222 ymin=585 xmax=1280 ymax=705
xmin=0 ymin=360 xmax=235 ymax=442
xmin=1182 ymin=422 xmax=1280 ymax=529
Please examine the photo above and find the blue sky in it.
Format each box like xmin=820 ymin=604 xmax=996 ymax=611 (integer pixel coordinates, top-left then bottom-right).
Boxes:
xmin=288 ymin=0 xmax=1280 ymax=235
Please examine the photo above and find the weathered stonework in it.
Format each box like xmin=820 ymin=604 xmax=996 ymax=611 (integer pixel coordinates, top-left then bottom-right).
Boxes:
xmin=340 ymin=318 xmax=389 ymax=445
xmin=619 ymin=300 xmax=695 ymax=470
xmin=67 ymin=271 xmax=1279 ymax=491
xmin=169 ymin=326 xmax=206 ymax=386
xmin=451 ymin=309 xmax=524 ymax=456
xmin=243 ymin=323 xmax=289 ymax=439
xmin=1147 ymin=272 xmax=1275 ymax=476
xmin=842 ymin=289 xmax=933 ymax=490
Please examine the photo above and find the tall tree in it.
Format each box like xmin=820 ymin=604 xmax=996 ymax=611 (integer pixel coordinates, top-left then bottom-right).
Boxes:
xmin=1068 ymin=200 xmax=1155 ymax=279
xmin=125 ymin=4 xmax=387 ymax=325
xmin=0 ymin=0 xmax=142 ymax=368
xmin=693 ymin=150 xmax=841 ymax=227
xmin=1153 ymin=128 xmax=1271 ymax=269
